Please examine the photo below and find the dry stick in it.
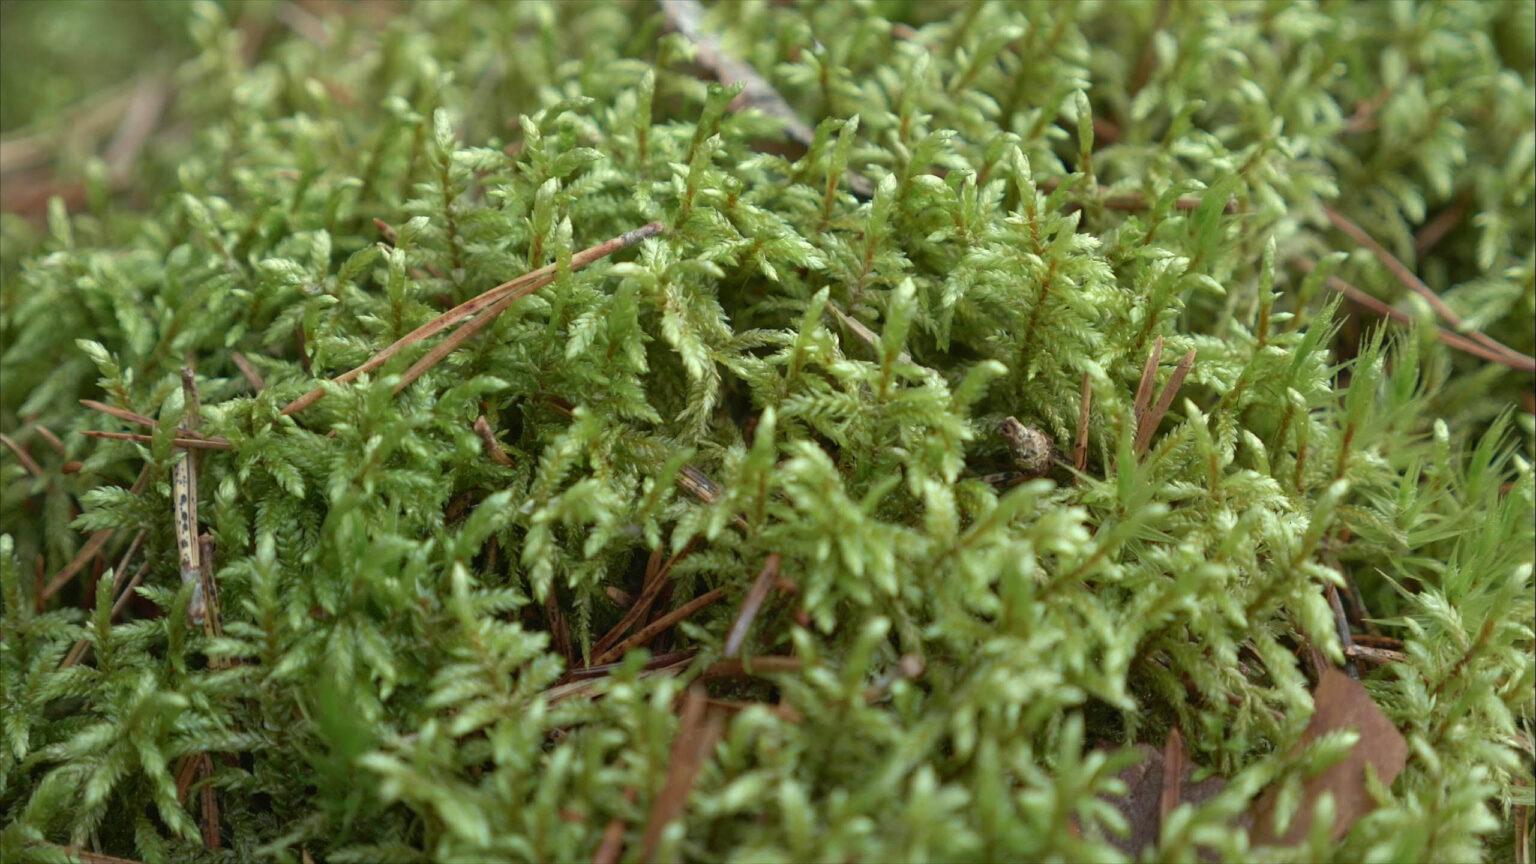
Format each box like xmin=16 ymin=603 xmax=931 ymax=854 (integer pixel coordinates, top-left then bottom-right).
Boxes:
xmin=392 ymin=291 xmax=522 ymax=395
xmin=1073 ymin=372 xmax=1093 ymax=472
xmin=591 ymin=544 xmax=693 ymax=660
xmin=0 ymin=433 xmax=44 ymax=477
xmin=723 ymin=554 xmax=782 ymax=658
xmin=175 ymin=368 xmax=209 ymax=627
xmin=80 ymin=399 xmax=158 ymax=429
xmin=1159 ymin=727 xmax=1185 ymax=837
xmin=1134 ymin=348 xmax=1196 ymax=456
xmin=1298 ymin=261 xmax=1536 ymax=371
xmin=592 ymin=787 xmax=638 ymax=864
xmin=699 ymin=655 xmax=802 ymax=680
xmin=640 ymin=685 xmax=724 ymax=862
xmin=594 ymin=587 xmax=728 ymax=666
xmin=82 ymin=429 xmax=233 ymax=450
xmin=230 ymin=351 xmax=266 ymax=391
xmin=281 ymin=222 xmax=663 ymax=417
xmin=473 ymin=415 xmax=514 ymax=466
xmin=604 ymin=585 xmax=634 ymax=608
xmin=1344 ymin=644 xmax=1408 ymax=666
xmin=41 ymin=465 xmax=150 ymax=601
xmin=1323 ymin=205 xmax=1533 ymax=367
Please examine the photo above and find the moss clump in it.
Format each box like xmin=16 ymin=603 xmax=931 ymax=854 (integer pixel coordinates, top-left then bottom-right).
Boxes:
xmin=2 ymin=1 xmax=1533 ymax=862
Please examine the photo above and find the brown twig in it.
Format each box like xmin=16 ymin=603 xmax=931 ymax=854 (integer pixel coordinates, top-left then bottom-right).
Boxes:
xmin=41 ymin=466 xmax=150 ymax=601
xmin=1159 ymin=726 xmax=1185 ymax=835
xmin=592 ymin=787 xmax=638 ymax=864
xmin=473 ymin=415 xmax=514 ymax=466
xmin=723 ymin=554 xmax=782 ymax=658
xmin=33 ymin=424 xmax=67 ymax=454
xmin=281 ymin=222 xmax=663 ymax=416
xmin=81 ymin=430 xmax=233 ymax=450
xmin=1414 ymin=193 xmax=1470 ymax=257
xmin=175 ymin=369 xmax=209 ymax=627
xmin=640 ymin=685 xmax=724 ymax=862
xmin=1133 ymin=337 xmax=1163 ymax=432
xmin=230 ymin=352 xmax=266 ymax=391
xmin=699 ymin=655 xmax=802 ymax=680
xmin=1298 ymin=261 xmax=1536 ymax=372
xmin=1325 ymin=583 xmax=1359 ymax=679
xmin=1073 ymin=371 xmax=1093 ymax=472
xmin=591 ymin=544 xmax=694 ymax=660
xmin=0 ymin=433 xmax=45 ymax=477
xmin=594 ymin=587 xmax=727 ymax=665
xmin=1344 ymin=644 xmax=1407 ymax=666
xmin=1323 ymin=205 xmax=1532 ymax=368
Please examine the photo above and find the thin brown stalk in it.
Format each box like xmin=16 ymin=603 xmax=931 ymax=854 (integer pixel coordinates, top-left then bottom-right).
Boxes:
xmin=591 ymin=544 xmax=694 ymax=660
xmin=545 ymin=590 xmax=574 ymax=666
xmin=60 ymin=558 xmax=149 ymax=669
xmin=1073 ymin=372 xmax=1092 ymax=472
xmin=392 ymin=293 xmax=519 ymax=395
xmin=1135 ymin=348 xmax=1196 ymax=455
xmin=230 ymin=352 xmax=266 ymax=391
xmin=1414 ymin=193 xmax=1470 ymax=257
xmin=640 ymin=685 xmax=724 ymax=862
xmin=1516 ymin=802 xmax=1530 ymax=864
xmin=33 ymin=424 xmax=67 ymax=454
xmin=1323 ymin=205 xmax=1532 ymax=367
xmin=42 ymin=466 xmax=149 ymax=600
xmin=1159 ymin=727 xmax=1185 ymax=834
xmin=473 ymin=415 xmax=514 ymax=466
xmin=1325 ymin=583 xmax=1359 ymax=680
xmin=1 ymin=433 xmax=44 ymax=477
xmin=1133 ymin=337 xmax=1164 ymax=432
xmin=723 ymin=554 xmax=782 ymax=658
xmin=176 ymin=369 xmax=209 ymax=627
xmin=700 ymin=655 xmax=803 ymax=680
xmin=281 ymin=222 xmax=663 ymax=416
xmin=592 ymin=788 xmax=637 ymax=864
xmin=1344 ymin=644 xmax=1408 ymax=666
xmin=1302 ymin=262 xmax=1536 ymax=372
xmin=594 ymin=587 xmax=727 ymax=665
xmin=1351 ymin=633 xmax=1402 ymax=649
xmin=82 ymin=430 xmax=233 ymax=450
xmin=80 ymin=399 xmax=157 ymax=429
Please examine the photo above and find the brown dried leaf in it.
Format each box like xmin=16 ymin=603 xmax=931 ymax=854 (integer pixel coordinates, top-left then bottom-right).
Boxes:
xmin=1251 ymin=669 xmax=1408 ymax=845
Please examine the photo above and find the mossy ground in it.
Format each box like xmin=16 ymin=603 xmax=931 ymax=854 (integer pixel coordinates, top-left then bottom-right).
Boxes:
xmin=1 ymin=2 xmax=1533 ymax=862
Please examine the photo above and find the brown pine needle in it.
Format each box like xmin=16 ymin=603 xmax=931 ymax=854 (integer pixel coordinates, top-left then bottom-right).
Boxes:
xmin=60 ymin=558 xmax=149 ymax=669
xmin=1344 ymin=644 xmax=1408 ymax=666
xmin=280 ymin=222 xmax=663 ymax=417
xmin=700 ymin=655 xmax=803 ymax=680
xmin=1298 ymin=260 xmax=1536 ymax=372
xmin=594 ymin=586 xmax=727 ymax=665
xmin=1135 ymin=348 xmax=1196 ymax=455
xmin=1323 ymin=205 xmax=1533 ymax=368
xmin=33 ymin=424 xmax=67 ymax=454
xmin=82 ymin=429 xmax=233 ymax=450
xmin=1073 ymin=371 xmax=1093 ymax=472
xmin=80 ymin=399 xmax=157 ymax=429
xmin=392 ymin=292 xmax=519 ymax=395
xmin=640 ymin=686 xmax=724 ymax=862
xmin=1159 ymin=727 xmax=1185 ymax=834
xmin=723 ymin=554 xmax=782 ymax=658
xmin=1133 ymin=336 xmax=1164 ymax=432
xmin=592 ymin=788 xmax=638 ymax=864
xmin=591 ymin=543 xmax=695 ymax=660
xmin=0 ymin=433 xmax=44 ymax=477
xmin=230 ymin=351 xmax=266 ymax=391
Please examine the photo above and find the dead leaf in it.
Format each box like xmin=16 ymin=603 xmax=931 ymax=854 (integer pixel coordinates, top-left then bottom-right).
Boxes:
xmin=1251 ymin=669 xmax=1407 ymax=845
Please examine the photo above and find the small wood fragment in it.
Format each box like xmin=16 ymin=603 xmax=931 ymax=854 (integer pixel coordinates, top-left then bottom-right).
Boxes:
xmin=1134 ymin=347 xmax=1196 ymax=456
xmin=1073 ymin=372 xmax=1093 ymax=472
xmin=473 ymin=415 xmax=514 ymax=466
xmin=0 ymin=432 xmax=44 ymax=477
xmin=640 ymin=685 xmax=724 ymax=862
xmin=594 ymin=586 xmax=727 ymax=665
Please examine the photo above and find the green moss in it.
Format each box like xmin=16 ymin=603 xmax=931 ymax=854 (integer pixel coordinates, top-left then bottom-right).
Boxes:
xmin=1 ymin=1 xmax=1532 ymax=862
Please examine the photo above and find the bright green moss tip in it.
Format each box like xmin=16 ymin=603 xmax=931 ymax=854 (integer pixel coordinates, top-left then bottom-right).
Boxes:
xmin=1 ymin=1 xmax=1533 ymax=862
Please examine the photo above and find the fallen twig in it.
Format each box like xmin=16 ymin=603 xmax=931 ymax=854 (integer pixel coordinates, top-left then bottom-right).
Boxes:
xmin=230 ymin=352 xmax=266 ymax=391
xmin=0 ymin=433 xmax=45 ymax=477
xmin=1073 ymin=371 xmax=1093 ymax=472
xmin=723 ymin=554 xmax=781 ymax=658
xmin=640 ymin=685 xmax=724 ymax=861
xmin=41 ymin=465 xmax=150 ymax=601
xmin=1323 ymin=205 xmax=1532 ymax=369
xmin=1134 ymin=343 xmax=1196 ymax=456
xmin=280 ymin=222 xmax=663 ymax=416
xmin=594 ymin=586 xmax=728 ymax=665
xmin=473 ymin=415 xmax=514 ymax=466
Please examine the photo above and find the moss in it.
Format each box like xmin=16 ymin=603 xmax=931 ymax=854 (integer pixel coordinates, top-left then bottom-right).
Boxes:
xmin=1 ymin=1 xmax=1532 ymax=862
